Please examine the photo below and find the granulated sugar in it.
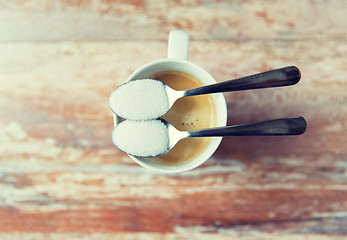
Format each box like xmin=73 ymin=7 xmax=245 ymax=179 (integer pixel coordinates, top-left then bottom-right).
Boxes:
xmin=112 ymin=120 xmax=169 ymax=157
xmin=109 ymin=79 xmax=169 ymax=120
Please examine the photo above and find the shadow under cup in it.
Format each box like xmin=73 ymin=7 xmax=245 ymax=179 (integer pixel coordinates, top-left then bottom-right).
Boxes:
xmin=113 ymin=59 xmax=227 ymax=173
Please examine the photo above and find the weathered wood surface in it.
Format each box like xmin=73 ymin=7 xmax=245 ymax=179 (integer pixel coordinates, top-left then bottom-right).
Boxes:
xmin=0 ymin=0 xmax=346 ymax=41
xmin=0 ymin=0 xmax=347 ymax=239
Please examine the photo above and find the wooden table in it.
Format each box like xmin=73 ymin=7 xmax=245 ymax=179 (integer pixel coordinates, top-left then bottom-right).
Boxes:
xmin=1 ymin=1 xmax=346 ymax=239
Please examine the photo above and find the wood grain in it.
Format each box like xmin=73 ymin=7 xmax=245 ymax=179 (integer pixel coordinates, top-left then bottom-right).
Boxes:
xmin=0 ymin=0 xmax=347 ymax=239
xmin=0 ymin=0 xmax=346 ymax=41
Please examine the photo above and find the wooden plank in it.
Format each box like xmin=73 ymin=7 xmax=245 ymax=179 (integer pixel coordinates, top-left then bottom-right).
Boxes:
xmin=0 ymin=233 xmax=346 ymax=240
xmin=0 ymin=40 xmax=346 ymax=237
xmin=0 ymin=0 xmax=346 ymax=41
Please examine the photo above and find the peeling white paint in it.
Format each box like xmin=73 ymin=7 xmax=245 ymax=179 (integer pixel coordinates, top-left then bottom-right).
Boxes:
xmin=312 ymin=212 xmax=347 ymax=219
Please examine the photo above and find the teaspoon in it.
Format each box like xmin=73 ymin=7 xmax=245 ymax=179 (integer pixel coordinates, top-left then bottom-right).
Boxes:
xmin=110 ymin=66 xmax=301 ymax=120
xmin=112 ymin=116 xmax=307 ymax=158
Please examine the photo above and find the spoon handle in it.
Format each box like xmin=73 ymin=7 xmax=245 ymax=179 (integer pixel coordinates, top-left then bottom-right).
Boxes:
xmin=188 ymin=116 xmax=307 ymax=137
xmin=183 ymin=66 xmax=301 ymax=97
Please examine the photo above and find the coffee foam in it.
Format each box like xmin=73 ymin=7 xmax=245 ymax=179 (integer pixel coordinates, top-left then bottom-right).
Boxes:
xmin=147 ymin=71 xmax=217 ymax=165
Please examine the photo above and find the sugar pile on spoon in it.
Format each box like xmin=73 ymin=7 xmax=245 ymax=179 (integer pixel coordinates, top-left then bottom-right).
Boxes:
xmin=112 ymin=120 xmax=169 ymax=157
xmin=109 ymin=79 xmax=169 ymax=120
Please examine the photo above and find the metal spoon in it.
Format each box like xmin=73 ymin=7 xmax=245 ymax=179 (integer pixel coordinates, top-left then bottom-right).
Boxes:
xmin=110 ymin=66 xmax=301 ymax=120
xmin=166 ymin=66 xmax=301 ymax=106
xmin=115 ymin=116 xmax=307 ymax=158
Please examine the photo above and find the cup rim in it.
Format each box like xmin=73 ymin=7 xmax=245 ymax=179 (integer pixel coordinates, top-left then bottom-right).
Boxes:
xmin=113 ymin=58 xmax=228 ymax=173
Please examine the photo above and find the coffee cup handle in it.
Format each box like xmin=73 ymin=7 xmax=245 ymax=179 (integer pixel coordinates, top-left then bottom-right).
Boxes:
xmin=168 ymin=30 xmax=189 ymax=60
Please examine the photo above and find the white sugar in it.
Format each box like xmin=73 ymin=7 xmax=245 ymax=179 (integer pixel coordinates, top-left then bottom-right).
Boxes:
xmin=109 ymin=79 xmax=169 ymax=120
xmin=112 ymin=120 xmax=169 ymax=157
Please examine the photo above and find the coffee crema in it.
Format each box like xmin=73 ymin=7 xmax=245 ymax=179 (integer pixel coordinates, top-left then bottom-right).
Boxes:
xmin=147 ymin=70 xmax=217 ymax=165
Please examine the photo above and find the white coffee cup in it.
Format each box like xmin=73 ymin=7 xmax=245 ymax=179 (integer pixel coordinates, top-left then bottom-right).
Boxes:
xmin=113 ymin=30 xmax=227 ymax=173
